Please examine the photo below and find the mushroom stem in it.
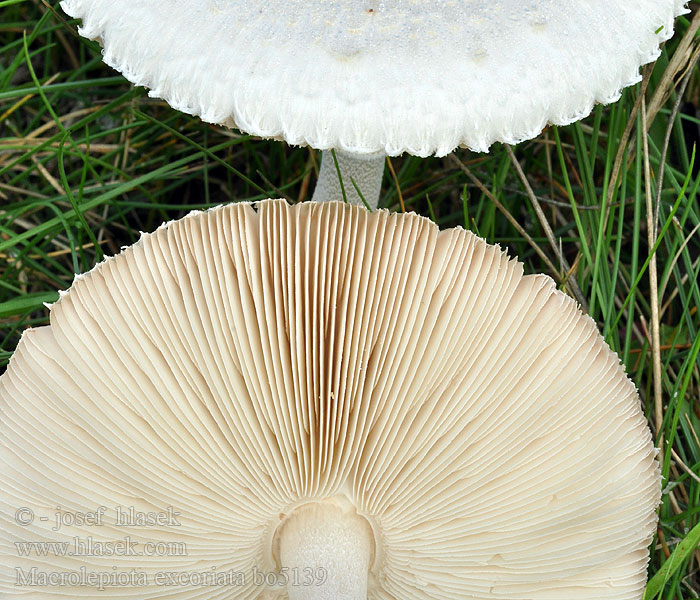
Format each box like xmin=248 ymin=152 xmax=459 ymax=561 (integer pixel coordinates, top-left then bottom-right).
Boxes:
xmin=276 ymin=499 xmax=374 ymax=600
xmin=312 ymin=149 xmax=385 ymax=209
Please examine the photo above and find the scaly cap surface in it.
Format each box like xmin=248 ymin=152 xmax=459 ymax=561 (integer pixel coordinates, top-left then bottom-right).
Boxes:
xmin=60 ymin=0 xmax=688 ymax=156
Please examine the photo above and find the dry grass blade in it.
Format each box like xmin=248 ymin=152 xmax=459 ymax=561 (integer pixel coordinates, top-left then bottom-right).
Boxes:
xmin=641 ymin=97 xmax=664 ymax=444
xmin=505 ymin=144 xmax=588 ymax=311
xmin=647 ymin=8 xmax=700 ymax=124
xmin=385 ymin=156 xmax=405 ymax=213
xmin=449 ymin=153 xmax=560 ymax=280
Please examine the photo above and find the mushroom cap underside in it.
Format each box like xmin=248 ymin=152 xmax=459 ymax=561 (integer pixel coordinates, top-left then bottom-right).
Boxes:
xmin=1 ymin=200 xmax=660 ymax=599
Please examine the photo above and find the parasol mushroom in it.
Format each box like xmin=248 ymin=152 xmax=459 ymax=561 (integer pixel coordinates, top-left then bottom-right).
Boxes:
xmin=59 ymin=1 xmax=688 ymax=209
xmin=1 ymin=200 xmax=661 ymax=599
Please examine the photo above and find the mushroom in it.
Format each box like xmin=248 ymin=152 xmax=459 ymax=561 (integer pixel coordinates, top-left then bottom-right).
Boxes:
xmin=1 ymin=200 xmax=660 ymax=599
xmin=59 ymin=1 xmax=688 ymax=209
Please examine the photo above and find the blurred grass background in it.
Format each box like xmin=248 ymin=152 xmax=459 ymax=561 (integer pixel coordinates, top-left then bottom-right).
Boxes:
xmin=1 ymin=0 xmax=699 ymax=597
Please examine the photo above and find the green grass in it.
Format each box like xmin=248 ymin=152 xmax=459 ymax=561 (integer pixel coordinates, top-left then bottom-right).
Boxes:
xmin=1 ymin=1 xmax=699 ymax=597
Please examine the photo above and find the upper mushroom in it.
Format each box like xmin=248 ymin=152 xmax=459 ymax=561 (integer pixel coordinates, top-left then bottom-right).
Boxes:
xmin=1 ymin=201 xmax=660 ymax=599
xmin=60 ymin=1 xmax=687 ymax=208
xmin=60 ymin=0 xmax=686 ymax=156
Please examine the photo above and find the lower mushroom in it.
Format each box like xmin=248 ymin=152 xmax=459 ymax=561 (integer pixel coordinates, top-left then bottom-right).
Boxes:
xmin=1 ymin=200 xmax=660 ymax=599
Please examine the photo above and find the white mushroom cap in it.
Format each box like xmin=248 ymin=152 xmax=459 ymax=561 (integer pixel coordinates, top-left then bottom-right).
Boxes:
xmin=1 ymin=201 xmax=660 ymax=598
xmin=59 ymin=1 xmax=687 ymax=156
